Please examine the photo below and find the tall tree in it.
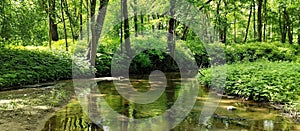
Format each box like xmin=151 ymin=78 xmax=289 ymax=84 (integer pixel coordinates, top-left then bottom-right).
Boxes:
xmin=79 ymin=0 xmax=83 ymax=40
xmin=48 ymin=0 xmax=52 ymax=49
xmin=63 ymin=0 xmax=75 ymax=44
xmin=60 ymin=0 xmax=68 ymax=51
xmin=253 ymin=0 xmax=256 ymax=39
xmin=167 ymin=0 xmax=176 ymax=57
xmin=49 ymin=0 xmax=59 ymax=41
xmin=244 ymin=3 xmax=253 ymax=43
xmin=257 ymin=0 xmax=263 ymax=42
xmin=263 ymin=0 xmax=267 ymax=41
xmin=283 ymin=8 xmax=293 ymax=44
xmin=298 ymin=15 xmax=300 ymax=45
xmin=123 ymin=0 xmax=131 ymax=56
xmin=87 ymin=0 xmax=109 ymax=66
xmin=131 ymin=0 xmax=138 ymax=37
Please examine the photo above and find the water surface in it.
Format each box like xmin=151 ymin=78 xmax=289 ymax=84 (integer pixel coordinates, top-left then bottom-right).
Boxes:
xmin=42 ymin=74 xmax=299 ymax=130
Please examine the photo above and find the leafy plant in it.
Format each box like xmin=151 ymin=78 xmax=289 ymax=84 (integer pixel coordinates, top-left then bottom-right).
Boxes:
xmin=199 ymin=61 xmax=300 ymax=103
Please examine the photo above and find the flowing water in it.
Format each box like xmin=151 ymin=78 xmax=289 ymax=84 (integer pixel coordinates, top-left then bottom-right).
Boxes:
xmin=41 ymin=74 xmax=300 ymax=131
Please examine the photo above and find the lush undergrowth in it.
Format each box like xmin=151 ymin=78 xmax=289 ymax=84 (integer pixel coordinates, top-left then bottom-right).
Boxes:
xmin=0 ymin=47 xmax=72 ymax=89
xmin=199 ymin=61 xmax=300 ymax=103
xmin=192 ymin=42 xmax=299 ymax=67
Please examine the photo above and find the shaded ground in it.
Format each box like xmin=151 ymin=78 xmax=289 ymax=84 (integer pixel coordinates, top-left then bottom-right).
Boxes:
xmin=0 ymin=81 xmax=74 ymax=131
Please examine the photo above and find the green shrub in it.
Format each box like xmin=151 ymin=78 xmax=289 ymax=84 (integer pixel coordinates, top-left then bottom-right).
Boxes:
xmin=199 ymin=61 xmax=300 ymax=103
xmin=0 ymin=46 xmax=72 ymax=89
xmin=100 ymin=36 xmax=197 ymax=75
xmin=224 ymin=42 xmax=298 ymax=63
xmin=186 ymin=41 xmax=299 ymax=67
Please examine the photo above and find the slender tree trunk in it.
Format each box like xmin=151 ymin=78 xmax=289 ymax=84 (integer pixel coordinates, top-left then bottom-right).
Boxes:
xmin=244 ymin=4 xmax=253 ymax=43
xmin=61 ymin=0 xmax=68 ymax=51
xmin=132 ymin=0 xmax=138 ymax=37
xmin=284 ymin=9 xmax=293 ymax=44
xmin=48 ymin=0 xmax=52 ymax=49
xmin=140 ymin=11 xmax=144 ymax=36
xmin=167 ymin=0 xmax=176 ymax=57
xmin=181 ymin=25 xmax=188 ymax=40
xmin=86 ymin=0 xmax=90 ymax=44
xmin=298 ymin=15 xmax=300 ymax=45
xmin=257 ymin=0 xmax=263 ymax=42
xmin=86 ymin=0 xmax=96 ymax=60
xmin=79 ymin=0 xmax=83 ymax=40
xmin=152 ymin=14 xmax=156 ymax=32
xmin=216 ymin=0 xmax=221 ymax=42
xmin=50 ymin=0 xmax=59 ymax=41
xmin=222 ymin=0 xmax=228 ymax=44
xmin=120 ymin=0 xmax=123 ymax=52
xmin=64 ymin=0 xmax=75 ymax=44
xmin=0 ymin=0 xmax=5 ymax=43
xmin=157 ymin=13 xmax=162 ymax=30
xmin=263 ymin=0 xmax=267 ymax=41
xmin=88 ymin=0 xmax=109 ymax=66
xmin=253 ymin=0 xmax=256 ymax=39
xmin=123 ymin=0 xmax=131 ymax=56
xmin=233 ymin=2 xmax=237 ymax=42
xmin=279 ymin=9 xmax=286 ymax=43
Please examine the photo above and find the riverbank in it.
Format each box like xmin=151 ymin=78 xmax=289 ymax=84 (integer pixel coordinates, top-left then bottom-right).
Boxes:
xmin=0 ymin=81 xmax=75 ymax=131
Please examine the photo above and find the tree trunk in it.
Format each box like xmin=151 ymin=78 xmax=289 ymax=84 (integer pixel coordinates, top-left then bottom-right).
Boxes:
xmin=86 ymin=0 xmax=96 ymax=61
xmin=181 ymin=25 xmax=188 ymax=40
xmin=253 ymin=0 xmax=256 ymax=39
xmin=50 ymin=0 xmax=59 ymax=41
xmin=64 ymin=0 xmax=75 ymax=44
xmin=79 ymin=0 xmax=83 ymax=40
xmin=132 ymin=0 xmax=138 ymax=37
xmin=283 ymin=9 xmax=293 ymax=44
xmin=216 ymin=0 xmax=221 ymax=42
xmin=61 ymin=0 xmax=68 ymax=51
xmin=140 ymin=11 xmax=144 ymax=36
xmin=244 ymin=4 xmax=253 ymax=43
xmin=152 ymin=14 xmax=156 ymax=32
xmin=48 ymin=0 xmax=52 ymax=49
xmin=123 ymin=0 xmax=131 ymax=56
xmin=222 ymin=0 xmax=228 ymax=44
xmin=157 ymin=13 xmax=162 ymax=30
xmin=88 ymin=0 xmax=109 ymax=66
xmin=120 ymin=0 xmax=123 ymax=52
xmin=298 ymin=15 xmax=300 ymax=45
xmin=257 ymin=0 xmax=263 ymax=42
xmin=86 ymin=0 xmax=90 ymax=44
xmin=167 ymin=0 xmax=176 ymax=57
xmin=263 ymin=0 xmax=267 ymax=41
xmin=279 ymin=9 xmax=287 ymax=43
xmin=233 ymin=2 xmax=237 ymax=42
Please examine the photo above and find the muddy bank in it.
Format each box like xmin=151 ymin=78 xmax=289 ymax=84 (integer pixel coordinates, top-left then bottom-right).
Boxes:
xmin=0 ymin=81 xmax=75 ymax=131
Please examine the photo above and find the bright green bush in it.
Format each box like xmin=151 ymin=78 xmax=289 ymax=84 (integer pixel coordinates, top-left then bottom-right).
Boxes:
xmin=199 ymin=61 xmax=300 ymax=103
xmin=186 ymin=41 xmax=299 ymax=67
xmin=0 ymin=47 xmax=72 ymax=89
xmin=224 ymin=42 xmax=298 ymax=63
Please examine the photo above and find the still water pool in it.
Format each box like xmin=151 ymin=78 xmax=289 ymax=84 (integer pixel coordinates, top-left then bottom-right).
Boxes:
xmin=42 ymin=74 xmax=299 ymax=131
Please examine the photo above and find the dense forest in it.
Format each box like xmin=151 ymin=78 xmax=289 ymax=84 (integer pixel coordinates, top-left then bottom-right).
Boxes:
xmin=1 ymin=0 xmax=300 ymax=125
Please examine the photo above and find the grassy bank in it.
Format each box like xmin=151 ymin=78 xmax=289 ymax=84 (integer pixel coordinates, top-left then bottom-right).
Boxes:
xmin=199 ymin=61 xmax=300 ymax=103
xmin=0 ymin=46 xmax=72 ymax=89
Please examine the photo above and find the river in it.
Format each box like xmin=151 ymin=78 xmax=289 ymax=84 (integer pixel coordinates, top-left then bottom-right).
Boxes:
xmin=40 ymin=73 xmax=299 ymax=131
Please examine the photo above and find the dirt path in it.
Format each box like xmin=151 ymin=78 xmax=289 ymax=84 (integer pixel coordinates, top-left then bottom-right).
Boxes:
xmin=0 ymin=81 xmax=75 ymax=131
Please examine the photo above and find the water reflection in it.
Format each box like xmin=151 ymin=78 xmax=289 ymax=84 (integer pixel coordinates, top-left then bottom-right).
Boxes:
xmin=42 ymin=74 xmax=299 ymax=131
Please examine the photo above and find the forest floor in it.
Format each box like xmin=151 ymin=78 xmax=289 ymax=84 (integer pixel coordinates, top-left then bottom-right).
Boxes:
xmin=0 ymin=81 xmax=75 ymax=131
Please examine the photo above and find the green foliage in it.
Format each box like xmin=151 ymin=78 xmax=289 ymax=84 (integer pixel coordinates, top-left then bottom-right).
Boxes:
xmin=0 ymin=46 xmax=72 ymax=89
xmin=199 ymin=61 xmax=300 ymax=103
xmin=186 ymin=41 xmax=299 ymax=68
xmin=224 ymin=42 xmax=298 ymax=63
